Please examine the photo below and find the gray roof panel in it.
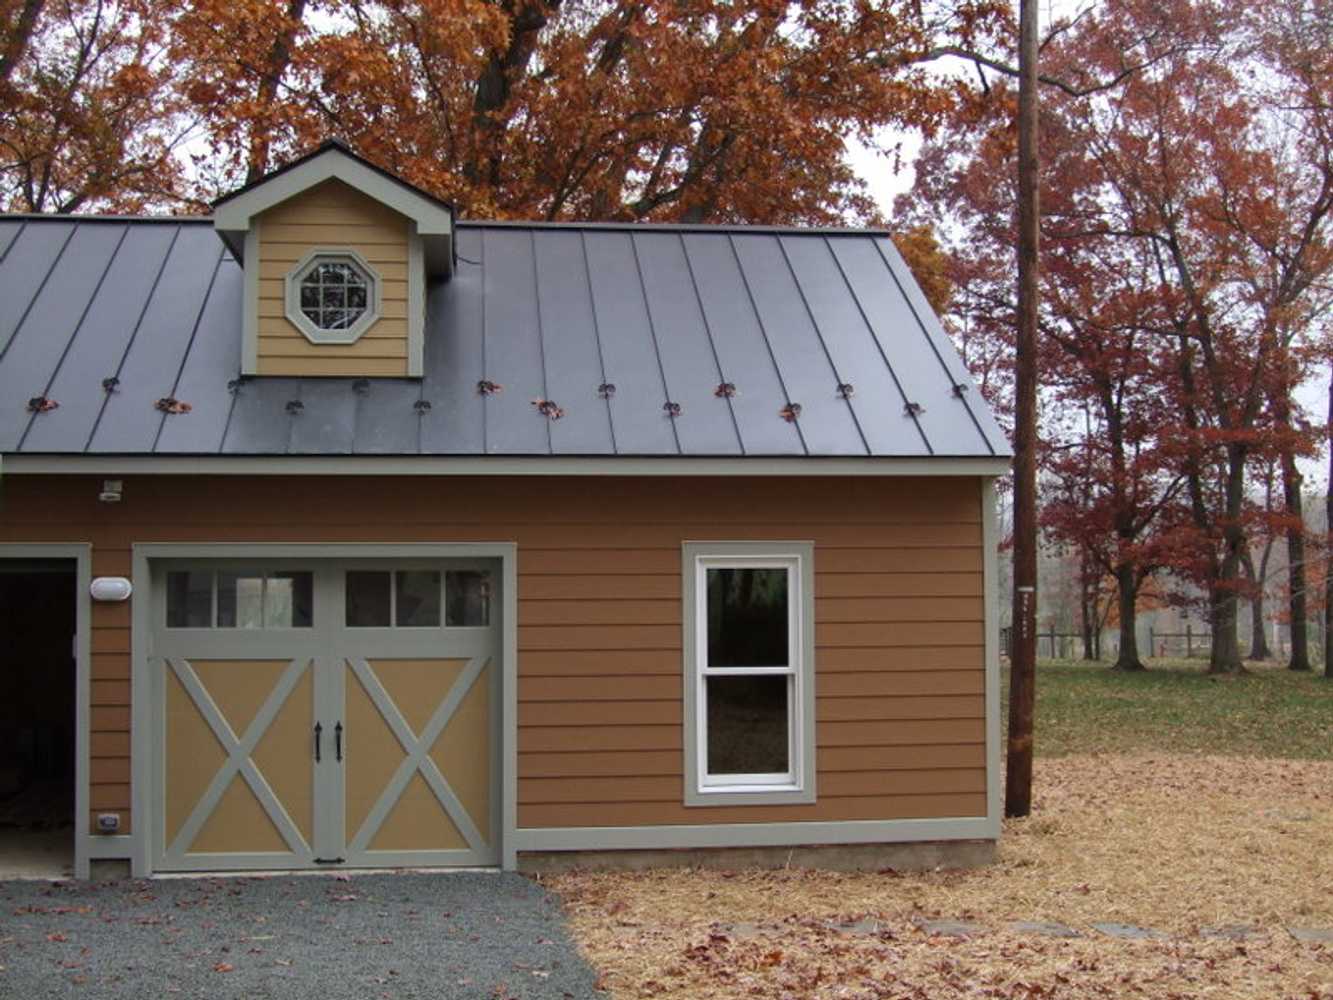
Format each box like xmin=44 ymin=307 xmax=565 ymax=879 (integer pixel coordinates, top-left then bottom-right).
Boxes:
xmin=0 ymin=221 xmax=76 ymax=356
xmin=0 ymin=215 xmax=1007 ymax=460
xmin=21 ymin=223 xmax=181 ymax=454
xmin=352 ymin=377 xmax=423 ymax=454
xmin=873 ymin=235 xmax=1008 ymax=455
xmin=288 ymin=378 xmax=357 ymax=454
xmin=531 ymin=229 xmax=616 ymax=455
xmin=154 ymin=260 xmax=244 ymax=454
xmin=416 ymin=227 xmax=482 ymax=455
xmin=87 ymin=227 xmax=226 ymax=453
xmin=222 ymin=377 xmax=300 ymax=454
xmin=729 ymin=233 xmax=867 ymax=456
xmin=581 ymin=231 xmax=678 ymax=455
xmin=0 ymin=222 xmax=127 ymax=451
xmin=478 ymin=228 xmax=550 ymax=455
xmin=780 ymin=234 xmax=930 ymax=456
xmin=632 ymin=232 xmax=741 ymax=456
xmin=678 ymin=233 xmax=804 ymax=456
xmin=830 ymin=237 xmax=995 ymax=457
xmin=0 ymin=219 xmax=24 ymax=261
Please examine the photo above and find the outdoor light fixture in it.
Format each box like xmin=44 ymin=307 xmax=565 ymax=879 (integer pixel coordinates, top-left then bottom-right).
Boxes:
xmin=97 ymin=479 xmax=123 ymax=503
xmin=90 ymin=577 xmax=133 ymax=602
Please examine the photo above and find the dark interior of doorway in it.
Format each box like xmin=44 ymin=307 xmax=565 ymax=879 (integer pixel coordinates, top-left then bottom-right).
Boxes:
xmin=0 ymin=561 xmax=76 ymax=853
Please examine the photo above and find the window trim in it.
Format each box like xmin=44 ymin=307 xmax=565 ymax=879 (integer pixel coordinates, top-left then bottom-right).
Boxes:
xmin=682 ymin=541 xmax=816 ymax=807
xmin=283 ymin=247 xmax=383 ymax=345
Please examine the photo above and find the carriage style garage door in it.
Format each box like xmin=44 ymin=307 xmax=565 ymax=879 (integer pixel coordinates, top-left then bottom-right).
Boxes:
xmin=149 ymin=559 xmax=499 ymax=872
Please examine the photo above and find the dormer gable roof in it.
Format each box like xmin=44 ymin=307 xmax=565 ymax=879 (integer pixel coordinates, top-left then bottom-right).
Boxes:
xmin=212 ymin=139 xmax=454 ymax=277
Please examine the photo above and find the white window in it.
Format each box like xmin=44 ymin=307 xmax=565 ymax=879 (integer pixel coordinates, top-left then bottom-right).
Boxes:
xmin=683 ymin=542 xmax=815 ymax=806
xmin=283 ymin=248 xmax=382 ymax=345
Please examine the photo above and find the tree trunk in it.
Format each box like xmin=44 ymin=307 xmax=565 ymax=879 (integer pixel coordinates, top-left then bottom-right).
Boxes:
xmin=245 ymin=0 xmax=309 ymax=183
xmin=1079 ymin=548 xmax=1097 ymax=661
xmin=1208 ymin=574 xmax=1246 ymax=674
xmin=0 ymin=0 xmax=44 ymax=86
xmin=1241 ymin=547 xmax=1272 ymax=660
xmin=1282 ymin=451 xmax=1311 ymax=670
xmin=1112 ymin=561 xmax=1146 ymax=670
xmin=1004 ymin=0 xmax=1040 ymax=820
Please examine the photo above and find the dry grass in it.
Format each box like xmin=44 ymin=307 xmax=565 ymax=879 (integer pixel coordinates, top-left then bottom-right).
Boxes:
xmin=546 ymin=754 xmax=1333 ymax=999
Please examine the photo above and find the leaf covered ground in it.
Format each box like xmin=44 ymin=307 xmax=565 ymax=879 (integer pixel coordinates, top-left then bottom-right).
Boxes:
xmin=548 ymin=662 xmax=1333 ymax=999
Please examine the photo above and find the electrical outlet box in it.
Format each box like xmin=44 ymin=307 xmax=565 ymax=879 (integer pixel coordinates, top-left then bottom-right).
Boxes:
xmin=96 ymin=813 xmax=120 ymax=833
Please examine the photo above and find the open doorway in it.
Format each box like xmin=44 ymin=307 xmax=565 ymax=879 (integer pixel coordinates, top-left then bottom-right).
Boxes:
xmin=0 ymin=560 xmax=76 ymax=878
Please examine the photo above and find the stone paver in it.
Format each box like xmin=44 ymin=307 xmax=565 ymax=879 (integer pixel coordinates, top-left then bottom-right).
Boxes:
xmin=1201 ymin=925 xmax=1261 ymax=941
xmin=1007 ymin=920 xmax=1081 ymax=938
xmin=1091 ymin=922 xmax=1165 ymax=940
xmin=1288 ymin=927 xmax=1333 ymax=943
xmin=917 ymin=919 xmax=986 ymax=938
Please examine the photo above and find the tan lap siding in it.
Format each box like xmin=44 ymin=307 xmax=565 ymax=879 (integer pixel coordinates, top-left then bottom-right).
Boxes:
xmin=0 ymin=475 xmax=987 ymax=836
xmin=255 ymin=179 xmax=411 ymax=377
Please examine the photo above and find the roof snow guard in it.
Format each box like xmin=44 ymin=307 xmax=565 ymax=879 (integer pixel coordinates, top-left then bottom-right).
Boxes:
xmin=0 ymin=212 xmax=1010 ymax=464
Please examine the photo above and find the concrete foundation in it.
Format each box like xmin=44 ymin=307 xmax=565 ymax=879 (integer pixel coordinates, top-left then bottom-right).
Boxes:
xmin=89 ymin=859 xmax=132 ymax=881
xmin=518 ymin=839 xmax=996 ymax=874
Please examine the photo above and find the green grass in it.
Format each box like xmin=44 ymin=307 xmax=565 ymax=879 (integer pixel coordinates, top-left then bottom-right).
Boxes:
xmin=1001 ymin=658 xmax=1333 ymax=760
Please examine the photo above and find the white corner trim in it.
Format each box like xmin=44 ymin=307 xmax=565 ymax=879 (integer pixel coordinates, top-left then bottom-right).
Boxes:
xmin=2 ymin=456 xmax=1015 ymax=478
xmin=242 ymin=222 xmax=260 ymax=375
xmin=982 ymin=477 xmax=1002 ymax=827
xmin=512 ymin=816 xmax=997 ymax=854
xmin=214 ymin=149 xmax=452 ymax=237
xmin=283 ymin=248 xmax=384 ymax=346
xmin=407 ymin=228 xmax=424 ymax=377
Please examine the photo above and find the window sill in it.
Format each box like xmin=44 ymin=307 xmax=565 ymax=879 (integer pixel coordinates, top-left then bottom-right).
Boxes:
xmin=684 ymin=784 xmax=817 ymax=808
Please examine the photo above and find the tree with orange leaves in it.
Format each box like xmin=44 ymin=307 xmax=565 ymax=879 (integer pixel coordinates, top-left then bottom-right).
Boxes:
xmin=167 ymin=0 xmax=1012 ymax=222
xmin=0 ymin=0 xmax=191 ymax=212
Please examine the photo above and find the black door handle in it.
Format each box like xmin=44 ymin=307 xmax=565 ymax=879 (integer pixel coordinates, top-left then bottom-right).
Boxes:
xmin=314 ymin=721 xmax=322 ymax=763
xmin=335 ymin=721 xmax=343 ymax=762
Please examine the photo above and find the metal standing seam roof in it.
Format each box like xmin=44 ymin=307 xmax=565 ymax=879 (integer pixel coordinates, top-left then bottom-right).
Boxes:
xmin=0 ymin=214 xmax=1010 ymax=459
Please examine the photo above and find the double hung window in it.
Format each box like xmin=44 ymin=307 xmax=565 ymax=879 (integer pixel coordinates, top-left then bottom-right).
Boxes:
xmin=684 ymin=543 xmax=815 ymax=806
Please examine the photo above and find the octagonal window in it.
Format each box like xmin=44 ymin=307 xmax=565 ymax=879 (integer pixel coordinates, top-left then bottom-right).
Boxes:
xmin=284 ymin=250 xmax=382 ymax=344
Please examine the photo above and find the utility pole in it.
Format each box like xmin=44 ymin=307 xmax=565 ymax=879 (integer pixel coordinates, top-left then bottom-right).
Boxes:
xmin=1005 ymin=0 xmax=1040 ymax=817
xmin=1325 ymin=370 xmax=1332 ymax=679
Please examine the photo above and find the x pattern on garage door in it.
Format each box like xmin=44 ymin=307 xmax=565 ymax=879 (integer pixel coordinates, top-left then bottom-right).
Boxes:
xmin=151 ymin=561 xmax=499 ymax=871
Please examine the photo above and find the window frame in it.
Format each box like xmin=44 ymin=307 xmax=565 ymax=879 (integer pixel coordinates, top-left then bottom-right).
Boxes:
xmin=283 ymin=247 xmax=383 ymax=345
xmin=682 ymin=541 xmax=816 ymax=807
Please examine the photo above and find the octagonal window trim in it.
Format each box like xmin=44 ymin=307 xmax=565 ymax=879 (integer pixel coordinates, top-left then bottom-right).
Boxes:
xmin=283 ymin=247 xmax=384 ymax=345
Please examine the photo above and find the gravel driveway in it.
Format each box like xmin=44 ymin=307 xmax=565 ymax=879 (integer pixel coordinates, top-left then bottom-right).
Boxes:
xmin=0 ymin=871 xmax=602 ymax=999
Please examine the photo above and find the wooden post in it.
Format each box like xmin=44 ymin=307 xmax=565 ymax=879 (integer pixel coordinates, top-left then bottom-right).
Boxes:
xmin=1186 ymin=623 xmax=1193 ymax=658
xmin=1004 ymin=0 xmax=1040 ymax=819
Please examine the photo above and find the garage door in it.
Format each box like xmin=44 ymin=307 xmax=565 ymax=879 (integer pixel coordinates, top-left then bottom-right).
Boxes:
xmin=150 ymin=559 xmax=499 ymax=872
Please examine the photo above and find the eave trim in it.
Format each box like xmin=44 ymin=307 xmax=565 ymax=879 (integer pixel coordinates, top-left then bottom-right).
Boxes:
xmin=2 ymin=455 xmax=1013 ymax=477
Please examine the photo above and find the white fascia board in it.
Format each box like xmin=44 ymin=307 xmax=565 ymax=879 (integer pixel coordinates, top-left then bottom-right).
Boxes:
xmin=213 ymin=149 xmax=453 ymax=237
xmin=3 ymin=455 xmax=1014 ymax=477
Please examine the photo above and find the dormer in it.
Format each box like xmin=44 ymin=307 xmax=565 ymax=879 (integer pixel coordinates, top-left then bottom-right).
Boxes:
xmin=213 ymin=140 xmax=454 ymax=378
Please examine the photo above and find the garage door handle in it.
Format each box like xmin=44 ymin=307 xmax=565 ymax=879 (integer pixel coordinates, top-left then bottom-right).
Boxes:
xmin=314 ymin=722 xmax=322 ymax=763
xmin=335 ymin=722 xmax=343 ymax=762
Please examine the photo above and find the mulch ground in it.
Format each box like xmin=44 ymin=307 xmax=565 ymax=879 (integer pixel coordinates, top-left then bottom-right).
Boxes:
xmin=545 ymin=754 xmax=1333 ymax=999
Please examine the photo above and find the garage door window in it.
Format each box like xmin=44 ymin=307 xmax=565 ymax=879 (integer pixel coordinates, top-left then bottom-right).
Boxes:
xmin=165 ymin=570 xmax=313 ymax=628
xmin=346 ymin=569 xmax=491 ymax=628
